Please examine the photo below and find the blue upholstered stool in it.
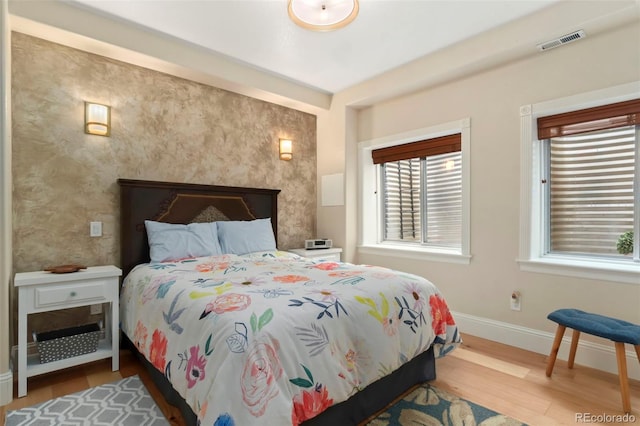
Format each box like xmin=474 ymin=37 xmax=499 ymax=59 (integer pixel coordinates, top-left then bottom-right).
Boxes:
xmin=546 ymin=309 xmax=640 ymax=414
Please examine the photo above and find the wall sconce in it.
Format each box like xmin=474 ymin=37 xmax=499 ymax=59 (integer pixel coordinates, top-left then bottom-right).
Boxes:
xmin=279 ymin=138 xmax=293 ymax=161
xmin=84 ymin=102 xmax=111 ymax=136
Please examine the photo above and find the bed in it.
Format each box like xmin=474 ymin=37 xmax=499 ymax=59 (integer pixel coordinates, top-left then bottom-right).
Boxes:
xmin=118 ymin=178 xmax=460 ymax=426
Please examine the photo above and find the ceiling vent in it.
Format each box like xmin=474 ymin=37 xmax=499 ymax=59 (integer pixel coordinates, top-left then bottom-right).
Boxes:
xmin=537 ymin=30 xmax=586 ymax=51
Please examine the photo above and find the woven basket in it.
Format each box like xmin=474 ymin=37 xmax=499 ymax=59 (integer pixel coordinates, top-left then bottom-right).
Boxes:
xmin=35 ymin=323 xmax=100 ymax=363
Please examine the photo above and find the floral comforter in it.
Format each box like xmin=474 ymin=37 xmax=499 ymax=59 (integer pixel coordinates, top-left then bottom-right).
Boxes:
xmin=120 ymin=251 xmax=460 ymax=426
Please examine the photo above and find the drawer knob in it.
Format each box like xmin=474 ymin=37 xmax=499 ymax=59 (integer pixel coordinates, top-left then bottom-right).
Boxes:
xmin=70 ymin=291 xmax=77 ymax=297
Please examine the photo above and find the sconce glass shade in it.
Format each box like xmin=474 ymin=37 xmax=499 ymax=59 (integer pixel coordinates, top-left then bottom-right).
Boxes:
xmin=280 ymin=139 xmax=293 ymax=161
xmin=85 ymin=102 xmax=111 ymax=136
xmin=288 ymin=0 xmax=359 ymax=32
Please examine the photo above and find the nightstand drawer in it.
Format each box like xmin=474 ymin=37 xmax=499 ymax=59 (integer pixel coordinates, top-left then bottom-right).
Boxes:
xmin=316 ymin=253 xmax=341 ymax=262
xmin=34 ymin=280 xmax=108 ymax=309
xmin=289 ymin=247 xmax=342 ymax=262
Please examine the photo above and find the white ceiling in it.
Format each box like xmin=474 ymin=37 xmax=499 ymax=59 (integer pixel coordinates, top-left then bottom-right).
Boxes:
xmin=68 ymin=0 xmax=559 ymax=94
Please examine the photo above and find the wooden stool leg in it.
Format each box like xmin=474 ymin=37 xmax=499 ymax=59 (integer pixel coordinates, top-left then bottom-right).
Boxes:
xmin=634 ymin=345 xmax=640 ymax=364
xmin=546 ymin=325 xmax=566 ymax=377
xmin=615 ymin=342 xmax=631 ymax=414
xmin=568 ymin=329 xmax=580 ymax=369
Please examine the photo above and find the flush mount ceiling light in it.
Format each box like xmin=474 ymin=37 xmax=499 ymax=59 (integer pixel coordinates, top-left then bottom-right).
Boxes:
xmin=288 ymin=0 xmax=359 ymax=32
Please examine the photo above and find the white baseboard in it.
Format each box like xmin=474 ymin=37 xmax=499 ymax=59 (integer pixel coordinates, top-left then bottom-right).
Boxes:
xmin=452 ymin=311 xmax=640 ymax=381
xmin=0 ymin=369 xmax=13 ymax=405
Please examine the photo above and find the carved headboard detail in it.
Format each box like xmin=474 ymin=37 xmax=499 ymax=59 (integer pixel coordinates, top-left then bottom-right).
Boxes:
xmin=155 ymin=194 xmax=255 ymax=223
xmin=189 ymin=206 xmax=230 ymax=223
xmin=118 ymin=179 xmax=280 ymax=276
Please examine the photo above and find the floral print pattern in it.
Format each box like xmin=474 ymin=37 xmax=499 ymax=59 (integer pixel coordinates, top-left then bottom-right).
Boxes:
xmin=241 ymin=340 xmax=284 ymax=416
xmin=201 ymin=293 xmax=251 ymax=318
xmin=403 ymin=281 xmax=427 ymax=311
xmin=133 ymin=321 xmax=148 ymax=352
xmin=186 ymin=345 xmax=207 ymax=389
xmin=429 ymin=294 xmax=456 ymax=336
xmin=273 ymin=274 xmax=309 ymax=284
xmin=149 ymin=329 xmax=168 ymax=372
xmin=291 ymin=384 xmax=334 ymax=425
xmin=312 ymin=262 xmax=340 ymax=271
xmin=120 ymin=251 xmax=460 ymax=426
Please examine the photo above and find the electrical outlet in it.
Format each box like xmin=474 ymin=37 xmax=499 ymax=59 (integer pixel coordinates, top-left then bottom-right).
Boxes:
xmin=510 ymin=291 xmax=521 ymax=311
xmin=90 ymin=221 xmax=102 ymax=237
xmin=90 ymin=304 xmax=102 ymax=315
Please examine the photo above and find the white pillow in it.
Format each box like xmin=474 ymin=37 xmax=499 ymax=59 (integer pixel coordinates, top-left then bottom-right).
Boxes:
xmin=145 ymin=220 xmax=223 ymax=262
xmin=217 ymin=218 xmax=276 ymax=255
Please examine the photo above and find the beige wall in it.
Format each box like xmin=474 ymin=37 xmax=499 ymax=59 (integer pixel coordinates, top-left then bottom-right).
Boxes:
xmin=314 ymin=1 xmax=640 ymax=378
xmin=353 ymin=22 xmax=640 ymax=331
xmin=11 ymin=33 xmax=317 ymax=337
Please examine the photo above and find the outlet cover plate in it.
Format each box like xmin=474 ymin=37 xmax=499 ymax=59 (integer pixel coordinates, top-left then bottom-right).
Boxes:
xmin=510 ymin=297 xmax=521 ymax=311
xmin=90 ymin=221 xmax=102 ymax=237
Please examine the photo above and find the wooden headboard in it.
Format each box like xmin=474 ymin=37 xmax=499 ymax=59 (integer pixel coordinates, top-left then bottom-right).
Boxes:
xmin=118 ymin=179 xmax=281 ymax=276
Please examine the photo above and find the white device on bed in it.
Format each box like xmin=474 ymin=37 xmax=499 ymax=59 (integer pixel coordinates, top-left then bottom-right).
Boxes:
xmin=305 ymin=238 xmax=332 ymax=250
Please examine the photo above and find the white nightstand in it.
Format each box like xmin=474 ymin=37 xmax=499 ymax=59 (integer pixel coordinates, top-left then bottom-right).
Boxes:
xmin=15 ymin=265 xmax=122 ymax=397
xmin=289 ymin=247 xmax=343 ymax=262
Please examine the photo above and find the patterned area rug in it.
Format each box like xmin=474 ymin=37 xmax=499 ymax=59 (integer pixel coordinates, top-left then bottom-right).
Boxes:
xmin=368 ymin=383 xmax=526 ymax=426
xmin=5 ymin=375 xmax=169 ymax=426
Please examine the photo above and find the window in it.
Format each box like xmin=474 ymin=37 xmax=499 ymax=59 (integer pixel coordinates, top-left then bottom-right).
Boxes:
xmin=375 ymin=136 xmax=462 ymax=248
xmin=545 ymin=126 xmax=636 ymax=257
xmin=359 ymin=119 xmax=470 ymax=264
xmin=519 ymin=83 xmax=640 ymax=284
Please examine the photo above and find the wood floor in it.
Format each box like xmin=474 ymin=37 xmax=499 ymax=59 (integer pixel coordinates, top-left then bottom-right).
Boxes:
xmin=1 ymin=333 xmax=638 ymax=425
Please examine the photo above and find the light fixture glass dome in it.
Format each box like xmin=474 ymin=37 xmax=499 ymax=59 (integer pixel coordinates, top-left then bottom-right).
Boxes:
xmin=288 ymin=0 xmax=359 ymax=31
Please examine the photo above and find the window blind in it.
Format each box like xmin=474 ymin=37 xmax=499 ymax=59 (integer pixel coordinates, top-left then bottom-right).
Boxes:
xmin=381 ymin=151 xmax=462 ymax=247
xmin=372 ymin=134 xmax=461 ymax=165
xmin=538 ymin=98 xmax=640 ymax=139
xmin=548 ymin=125 xmax=636 ymax=256
xmin=382 ymin=158 xmax=421 ymax=241
xmin=425 ymin=152 xmax=462 ymax=248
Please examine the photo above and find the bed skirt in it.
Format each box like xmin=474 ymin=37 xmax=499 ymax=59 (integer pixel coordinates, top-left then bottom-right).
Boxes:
xmin=124 ymin=335 xmax=436 ymax=425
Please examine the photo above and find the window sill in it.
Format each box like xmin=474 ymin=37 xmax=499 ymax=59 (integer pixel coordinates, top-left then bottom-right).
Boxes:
xmin=517 ymin=256 xmax=640 ymax=285
xmin=358 ymin=244 xmax=471 ymax=265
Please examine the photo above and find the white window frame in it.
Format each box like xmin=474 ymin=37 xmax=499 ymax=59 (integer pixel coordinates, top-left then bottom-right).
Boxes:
xmin=358 ymin=118 xmax=471 ymax=265
xmin=518 ymin=82 xmax=640 ymax=285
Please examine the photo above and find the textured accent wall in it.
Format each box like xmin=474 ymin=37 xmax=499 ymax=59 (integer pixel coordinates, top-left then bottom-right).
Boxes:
xmin=12 ymin=32 xmax=316 ymax=272
xmin=11 ymin=33 xmax=316 ymax=337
